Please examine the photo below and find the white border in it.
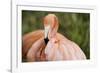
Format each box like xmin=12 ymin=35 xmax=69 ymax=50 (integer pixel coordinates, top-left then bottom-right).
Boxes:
xmin=12 ymin=4 xmax=97 ymax=73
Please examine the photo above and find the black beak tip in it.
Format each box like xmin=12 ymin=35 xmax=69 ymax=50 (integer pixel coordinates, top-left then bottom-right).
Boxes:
xmin=44 ymin=38 xmax=49 ymax=45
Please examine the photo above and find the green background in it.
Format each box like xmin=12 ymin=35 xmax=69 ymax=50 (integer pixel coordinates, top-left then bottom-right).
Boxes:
xmin=22 ymin=10 xmax=90 ymax=59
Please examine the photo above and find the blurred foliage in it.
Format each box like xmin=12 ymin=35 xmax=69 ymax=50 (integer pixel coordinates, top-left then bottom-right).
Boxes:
xmin=22 ymin=10 xmax=90 ymax=59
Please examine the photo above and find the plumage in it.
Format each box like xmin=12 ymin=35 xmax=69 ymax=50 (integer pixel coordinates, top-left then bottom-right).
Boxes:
xmin=22 ymin=14 xmax=86 ymax=62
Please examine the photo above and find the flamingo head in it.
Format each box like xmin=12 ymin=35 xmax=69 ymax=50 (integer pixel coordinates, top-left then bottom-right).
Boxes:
xmin=43 ymin=14 xmax=59 ymax=41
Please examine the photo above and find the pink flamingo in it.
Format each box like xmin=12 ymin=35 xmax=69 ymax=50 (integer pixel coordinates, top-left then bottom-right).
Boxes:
xmin=22 ymin=14 xmax=86 ymax=62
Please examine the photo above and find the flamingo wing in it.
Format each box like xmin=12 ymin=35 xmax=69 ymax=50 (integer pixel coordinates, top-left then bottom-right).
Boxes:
xmin=57 ymin=33 xmax=86 ymax=60
xmin=26 ymin=37 xmax=46 ymax=62
xmin=44 ymin=33 xmax=86 ymax=61
xmin=22 ymin=30 xmax=44 ymax=58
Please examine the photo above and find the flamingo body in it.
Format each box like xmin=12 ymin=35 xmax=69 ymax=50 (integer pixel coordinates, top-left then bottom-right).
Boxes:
xmin=22 ymin=14 xmax=86 ymax=62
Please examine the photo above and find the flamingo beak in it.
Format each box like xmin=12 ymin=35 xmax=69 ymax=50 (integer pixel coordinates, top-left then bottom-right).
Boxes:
xmin=44 ymin=25 xmax=50 ymax=39
xmin=44 ymin=25 xmax=50 ymax=44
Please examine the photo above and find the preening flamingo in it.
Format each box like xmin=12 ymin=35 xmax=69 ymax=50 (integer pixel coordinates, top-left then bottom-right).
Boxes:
xmin=22 ymin=14 xmax=86 ymax=62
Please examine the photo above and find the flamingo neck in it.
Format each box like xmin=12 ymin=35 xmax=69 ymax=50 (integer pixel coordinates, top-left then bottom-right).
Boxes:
xmin=48 ymin=24 xmax=58 ymax=40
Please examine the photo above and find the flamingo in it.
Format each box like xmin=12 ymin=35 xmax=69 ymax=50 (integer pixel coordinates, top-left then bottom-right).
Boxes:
xmin=22 ymin=14 xmax=86 ymax=62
